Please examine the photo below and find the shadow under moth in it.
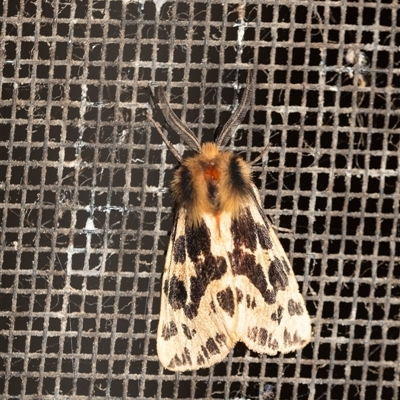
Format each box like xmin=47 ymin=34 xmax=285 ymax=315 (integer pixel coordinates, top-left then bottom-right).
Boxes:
xmin=149 ymin=70 xmax=311 ymax=371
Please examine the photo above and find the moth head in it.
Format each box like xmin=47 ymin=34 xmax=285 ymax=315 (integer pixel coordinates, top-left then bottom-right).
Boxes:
xmin=150 ymin=70 xmax=255 ymax=226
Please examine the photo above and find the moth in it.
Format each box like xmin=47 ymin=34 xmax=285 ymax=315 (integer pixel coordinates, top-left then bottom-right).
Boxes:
xmin=149 ymin=71 xmax=311 ymax=371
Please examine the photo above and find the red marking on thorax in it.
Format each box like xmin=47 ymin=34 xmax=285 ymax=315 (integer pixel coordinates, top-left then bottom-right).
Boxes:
xmin=204 ymin=165 xmax=220 ymax=181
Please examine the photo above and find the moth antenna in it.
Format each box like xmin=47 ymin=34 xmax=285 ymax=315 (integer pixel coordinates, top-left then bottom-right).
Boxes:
xmin=216 ymin=69 xmax=254 ymax=148
xmin=147 ymin=113 xmax=183 ymax=162
xmin=152 ymin=85 xmax=202 ymax=154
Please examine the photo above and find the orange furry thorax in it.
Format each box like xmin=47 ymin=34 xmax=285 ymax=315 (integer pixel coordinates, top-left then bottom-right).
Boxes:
xmin=204 ymin=165 xmax=220 ymax=181
xmin=171 ymin=142 xmax=253 ymax=227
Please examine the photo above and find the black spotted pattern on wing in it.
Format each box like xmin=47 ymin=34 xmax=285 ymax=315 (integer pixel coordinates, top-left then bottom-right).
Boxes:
xmin=183 ymin=347 xmax=192 ymax=366
xmin=248 ymin=326 xmax=258 ymax=341
xmin=271 ymin=305 xmax=284 ymax=325
xmin=173 ymin=235 xmax=186 ymax=264
xmin=161 ymin=321 xmax=178 ymax=340
xmin=216 ymin=287 xmax=235 ymax=317
xmin=230 ymin=208 xmax=289 ymax=305
xmin=288 ymin=299 xmax=304 ymax=316
xmin=165 ymin=276 xmax=187 ymax=310
xmin=185 ymin=219 xmax=211 ymax=262
xmin=284 ymin=328 xmax=303 ymax=347
xmin=236 ymin=288 xmax=243 ymax=303
xmin=248 ymin=329 xmax=279 ymax=351
xmin=245 ymin=294 xmax=257 ymax=309
xmin=206 ymin=337 xmax=220 ymax=355
xmin=230 ymin=248 xmax=276 ymax=304
xmin=166 ymin=219 xmax=228 ymax=319
xmin=269 ymin=258 xmax=289 ymax=292
xmin=259 ymin=328 xmax=268 ymax=346
xmin=199 ymin=334 xmax=225 ymax=362
xmin=185 ymin=254 xmax=227 ymax=319
xmin=169 ymin=347 xmax=192 ymax=369
xmin=255 ymin=223 xmax=272 ymax=250
xmin=268 ymin=335 xmax=279 ymax=350
xmin=182 ymin=324 xmax=194 ymax=340
xmin=210 ymin=300 xmax=216 ymax=313
xmin=246 ymin=294 xmax=251 ymax=308
xmin=248 ymin=327 xmax=269 ymax=346
xmin=201 ymin=345 xmax=209 ymax=360
xmin=197 ymin=353 xmax=205 ymax=365
xmin=215 ymin=333 xmax=227 ymax=345
xmin=231 ymin=207 xmax=258 ymax=252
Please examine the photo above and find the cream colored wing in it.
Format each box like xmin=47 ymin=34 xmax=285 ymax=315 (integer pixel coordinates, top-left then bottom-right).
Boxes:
xmin=230 ymin=189 xmax=311 ymax=355
xmin=157 ymin=208 xmax=239 ymax=371
xmin=157 ymin=191 xmax=311 ymax=371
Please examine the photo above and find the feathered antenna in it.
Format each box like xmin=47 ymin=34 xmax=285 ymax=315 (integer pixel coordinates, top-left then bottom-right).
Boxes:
xmin=215 ymin=70 xmax=254 ymax=148
xmin=149 ymin=70 xmax=254 ymax=160
xmin=148 ymin=85 xmax=201 ymax=162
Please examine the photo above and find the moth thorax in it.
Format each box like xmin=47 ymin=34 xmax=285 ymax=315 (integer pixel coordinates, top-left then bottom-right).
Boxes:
xmin=204 ymin=164 xmax=220 ymax=181
xmin=171 ymin=143 xmax=254 ymax=227
xmin=203 ymin=161 xmax=221 ymax=210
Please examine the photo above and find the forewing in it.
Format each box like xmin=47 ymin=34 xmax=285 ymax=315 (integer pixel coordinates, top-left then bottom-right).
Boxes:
xmin=230 ymin=190 xmax=311 ymax=355
xmin=157 ymin=209 xmax=238 ymax=371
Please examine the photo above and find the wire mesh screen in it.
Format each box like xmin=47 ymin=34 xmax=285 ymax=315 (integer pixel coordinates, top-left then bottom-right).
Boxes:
xmin=1 ymin=0 xmax=399 ymax=398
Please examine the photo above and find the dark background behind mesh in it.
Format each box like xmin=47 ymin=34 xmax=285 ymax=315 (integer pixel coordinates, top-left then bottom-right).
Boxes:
xmin=0 ymin=0 xmax=399 ymax=399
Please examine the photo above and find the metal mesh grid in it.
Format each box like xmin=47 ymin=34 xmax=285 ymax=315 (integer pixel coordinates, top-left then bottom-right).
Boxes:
xmin=0 ymin=0 xmax=399 ymax=398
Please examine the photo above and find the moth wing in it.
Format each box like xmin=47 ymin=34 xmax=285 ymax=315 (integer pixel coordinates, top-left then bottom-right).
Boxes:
xmin=231 ymin=189 xmax=311 ymax=355
xmin=157 ymin=209 xmax=238 ymax=371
